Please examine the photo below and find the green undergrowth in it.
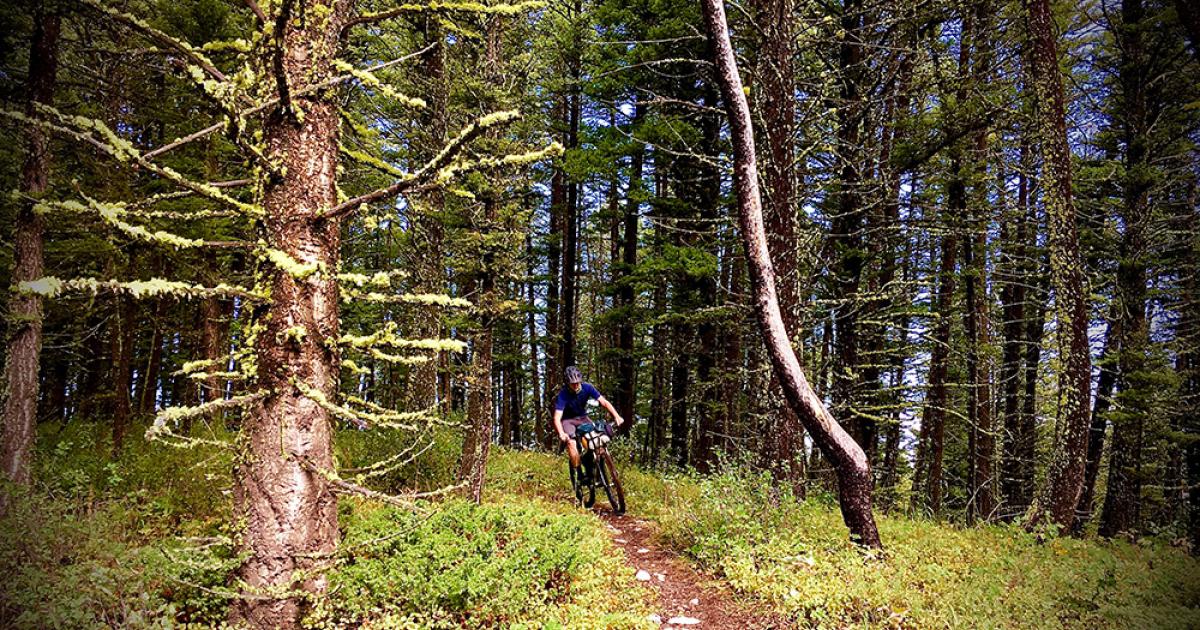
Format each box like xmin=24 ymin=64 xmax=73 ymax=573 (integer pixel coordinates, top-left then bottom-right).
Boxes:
xmin=486 ymin=448 xmax=1200 ymax=629
xmin=653 ymin=467 xmax=1200 ymax=629
xmin=8 ymin=428 xmax=1199 ymax=629
xmin=313 ymin=497 xmax=652 ymax=629
xmin=1 ymin=425 xmax=652 ymax=628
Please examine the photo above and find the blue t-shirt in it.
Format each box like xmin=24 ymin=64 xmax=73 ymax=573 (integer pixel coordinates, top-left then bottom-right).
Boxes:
xmin=555 ymin=382 xmax=601 ymax=419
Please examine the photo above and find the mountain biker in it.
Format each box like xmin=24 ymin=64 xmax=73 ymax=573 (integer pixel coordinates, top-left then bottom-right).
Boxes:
xmin=553 ymin=366 xmax=624 ymax=480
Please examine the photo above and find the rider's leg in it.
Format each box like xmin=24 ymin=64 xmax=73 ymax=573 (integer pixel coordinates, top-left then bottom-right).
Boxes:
xmin=567 ymin=438 xmax=581 ymax=469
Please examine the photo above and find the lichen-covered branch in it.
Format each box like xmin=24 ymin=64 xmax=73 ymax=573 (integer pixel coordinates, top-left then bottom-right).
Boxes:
xmin=321 ymin=110 xmax=521 ymax=221
xmin=18 ymin=276 xmax=265 ymax=302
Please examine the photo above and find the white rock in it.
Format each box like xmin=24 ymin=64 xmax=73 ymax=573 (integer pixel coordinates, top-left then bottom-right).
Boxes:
xmin=667 ymin=617 xmax=701 ymax=625
xmin=689 ymin=598 xmax=699 ymax=606
xmin=655 ymin=573 xmax=665 ymax=581
xmin=636 ymin=570 xmax=652 ymax=581
xmin=614 ymin=538 xmax=628 ymax=544
xmin=637 ymin=548 xmax=650 ymax=553
xmin=647 ymin=614 xmax=662 ymax=624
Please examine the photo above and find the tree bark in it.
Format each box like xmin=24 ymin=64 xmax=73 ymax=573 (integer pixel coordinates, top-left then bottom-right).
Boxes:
xmin=829 ymin=0 xmax=868 ymax=441
xmin=544 ymin=94 xmax=566 ymax=446
xmin=1098 ymin=0 xmax=1152 ymax=538
xmin=110 ymin=296 xmax=136 ymax=454
xmin=526 ymin=233 xmax=545 ymax=444
xmin=137 ymin=296 xmax=167 ymax=415
xmin=1023 ymin=0 xmax=1094 ymax=530
xmin=999 ymin=148 xmax=1031 ymax=519
xmin=409 ymin=19 xmax=448 ymax=411
xmin=916 ymin=231 xmax=957 ymax=515
xmin=0 ymin=6 xmax=59 ymax=515
xmin=615 ymin=104 xmax=644 ymax=435
xmin=1076 ymin=314 xmax=1118 ymax=531
xmin=753 ymin=0 xmax=806 ymax=492
xmin=702 ymin=0 xmax=882 ymax=547
xmin=231 ymin=1 xmax=347 ymax=625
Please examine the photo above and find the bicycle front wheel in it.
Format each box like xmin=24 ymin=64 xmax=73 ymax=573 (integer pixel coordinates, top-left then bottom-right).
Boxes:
xmin=597 ymin=449 xmax=626 ymax=515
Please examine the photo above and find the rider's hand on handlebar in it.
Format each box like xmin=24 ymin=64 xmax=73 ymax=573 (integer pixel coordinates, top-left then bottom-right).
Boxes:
xmin=614 ymin=415 xmax=624 ymax=427
xmin=558 ymin=430 xmax=569 ymax=443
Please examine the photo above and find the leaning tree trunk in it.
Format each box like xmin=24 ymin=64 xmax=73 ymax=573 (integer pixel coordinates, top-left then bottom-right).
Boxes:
xmin=702 ymin=0 xmax=882 ymax=547
xmin=1023 ymin=0 xmax=1095 ymax=531
xmin=0 ymin=7 xmax=59 ymax=516
xmin=231 ymin=1 xmax=347 ymax=625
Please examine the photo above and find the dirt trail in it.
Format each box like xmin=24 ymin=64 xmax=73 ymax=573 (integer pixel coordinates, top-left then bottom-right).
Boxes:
xmin=595 ymin=509 xmax=791 ymax=629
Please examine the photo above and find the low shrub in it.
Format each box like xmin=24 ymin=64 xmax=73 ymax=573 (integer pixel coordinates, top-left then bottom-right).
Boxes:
xmin=657 ymin=466 xmax=1200 ymax=629
xmin=311 ymin=498 xmax=652 ymax=629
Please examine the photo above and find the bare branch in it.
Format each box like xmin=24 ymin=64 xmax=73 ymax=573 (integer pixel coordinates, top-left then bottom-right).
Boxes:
xmin=81 ymin=0 xmax=229 ymax=83
xmin=142 ymin=46 xmax=435 ymax=160
xmin=243 ymin=0 xmax=267 ymax=24
xmin=321 ymin=110 xmax=521 ymax=222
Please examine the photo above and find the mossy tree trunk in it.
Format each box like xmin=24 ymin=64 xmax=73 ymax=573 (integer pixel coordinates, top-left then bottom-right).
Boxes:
xmin=1023 ymin=0 xmax=1095 ymax=531
xmin=231 ymin=1 xmax=349 ymax=625
xmin=0 ymin=5 xmax=60 ymax=516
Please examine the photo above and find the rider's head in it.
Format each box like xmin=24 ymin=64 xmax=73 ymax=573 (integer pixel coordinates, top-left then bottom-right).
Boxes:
xmin=564 ymin=366 xmax=583 ymax=393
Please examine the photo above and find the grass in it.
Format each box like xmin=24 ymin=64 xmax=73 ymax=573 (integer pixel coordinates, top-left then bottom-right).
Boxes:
xmin=484 ymin=448 xmax=1200 ymax=629
xmin=4 ymin=424 xmax=1198 ymax=629
xmin=0 ymin=425 xmax=653 ymax=629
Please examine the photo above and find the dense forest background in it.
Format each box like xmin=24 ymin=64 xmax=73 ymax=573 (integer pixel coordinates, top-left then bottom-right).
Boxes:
xmin=2 ymin=0 xmax=1200 ymax=626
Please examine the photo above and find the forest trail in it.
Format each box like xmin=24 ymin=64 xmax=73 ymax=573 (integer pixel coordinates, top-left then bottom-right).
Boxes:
xmin=592 ymin=508 xmax=789 ymax=628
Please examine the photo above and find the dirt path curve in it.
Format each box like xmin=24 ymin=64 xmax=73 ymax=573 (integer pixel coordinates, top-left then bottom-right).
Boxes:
xmin=596 ymin=509 xmax=791 ymax=629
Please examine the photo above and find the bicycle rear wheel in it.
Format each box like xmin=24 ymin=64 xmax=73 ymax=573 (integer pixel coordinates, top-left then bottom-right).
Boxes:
xmin=597 ymin=449 xmax=626 ymax=514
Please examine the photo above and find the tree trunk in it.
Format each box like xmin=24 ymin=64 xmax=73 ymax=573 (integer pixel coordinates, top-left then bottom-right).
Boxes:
xmin=1076 ymin=315 xmax=1118 ymax=531
xmin=410 ymin=19 xmax=448 ymax=410
xmin=526 ymin=233 xmax=544 ymax=444
xmin=1099 ymin=0 xmax=1152 ymax=538
xmin=1023 ymin=0 xmax=1093 ymax=532
xmin=559 ymin=47 xmax=582 ymax=369
xmin=917 ymin=232 xmax=957 ymax=515
xmin=615 ymin=104 xmax=644 ymax=435
xmin=649 ymin=281 xmax=668 ymax=465
xmin=460 ymin=320 xmax=494 ymax=502
xmin=199 ymin=297 xmax=224 ymax=402
xmin=753 ymin=0 xmax=806 ymax=492
xmin=544 ymin=94 xmax=566 ymax=446
xmin=0 ymin=6 xmax=59 ymax=514
xmin=138 ymin=297 xmax=167 ymax=415
xmin=703 ymin=0 xmax=882 ymax=547
xmin=829 ymin=0 xmax=867 ymax=441
xmin=670 ymin=324 xmax=691 ymax=468
xmin=999 ymin=150 xmax=1031 ymax=519
xmin=1017 ymin=255 xmax=1049 ymax=516
xmin=460 ymin=154 xmax=502 ymax=500
xmin=230 ymin=2 xmax=347 ymax=625
xmin=110 ymin=297 xmax=136 ymax=454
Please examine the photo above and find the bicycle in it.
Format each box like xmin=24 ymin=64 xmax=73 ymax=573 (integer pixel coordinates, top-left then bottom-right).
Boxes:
xmin=569 ymin=420 xmax=626 ymax=515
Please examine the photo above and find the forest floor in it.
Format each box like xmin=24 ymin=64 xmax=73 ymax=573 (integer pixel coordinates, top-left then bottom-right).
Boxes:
xmin=597 ymin=508 xmax=790 ymax=628
xmin=513 ymin=450 xmax=788 ymax=627
xmin=7 ymin=430 xmax=1200 ymax=628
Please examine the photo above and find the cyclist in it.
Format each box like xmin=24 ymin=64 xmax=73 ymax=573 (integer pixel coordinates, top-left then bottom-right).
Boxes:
xmin=553 ymin=366 xmax=624 ymax=481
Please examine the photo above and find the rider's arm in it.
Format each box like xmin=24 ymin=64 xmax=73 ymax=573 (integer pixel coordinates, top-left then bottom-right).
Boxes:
xmin=552 ymin=408 xmax=567 ymax=441
xmin=596 ymin=396 xmax=624 ymax=427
